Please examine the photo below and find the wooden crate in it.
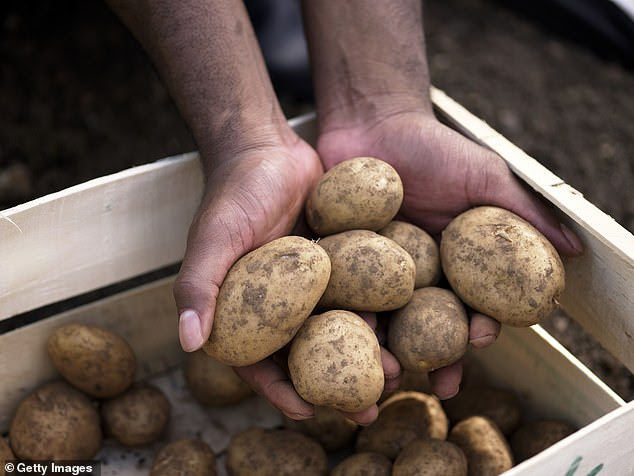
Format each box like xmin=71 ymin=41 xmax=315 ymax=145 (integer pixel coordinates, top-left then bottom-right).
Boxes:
xmin=1 ymin=89 xmax=633 ymax=474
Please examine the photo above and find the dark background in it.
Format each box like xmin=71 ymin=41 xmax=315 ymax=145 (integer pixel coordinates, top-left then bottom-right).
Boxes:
xmin=1 ymin=0 xmax=632 ymax=398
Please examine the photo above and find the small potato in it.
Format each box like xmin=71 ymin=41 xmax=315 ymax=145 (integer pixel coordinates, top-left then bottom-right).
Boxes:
xmin=47 ymin=323 xmax=136 ymax=398
xmin=448 ymin=416 xmax=514 ymax=475
xmin=440 ymin=206 xmax=565 ymax=327
xmin=184 ymin=350 xmax=252 ymax=406
xmin=330 ymin=452 xmax=392 ymax=476
xmin=305 ymin=156 xmax=403 ymax=236
xmin=9 ymin=381 xmax=101 ymax=460
xmin=150 ymin=438 xmax=217 ymax=476
xmin=101 ymin=383 xmax=171 ymax=446
xmin=392 ymin=438 xmax=467 ymax=476
xmin=379 ymin=220 xmax=441 ymax=288
xmin=510 ymin=419 xmax=574 ymax=463
xmin=317 ymin=230 xmax=415 ymax=312
xmin=226 ymin=427 xmax=327 ymax=476
xmin=288 ymin=310 xmax=384 ymax=413
xmin=283 ymin=406 xmax=358 ymax=452
xmin=1 ymin=437 xmax=15 ymax=476
xmin=388 ymin=287 xmax=469 ymax=373
xmin=356 ymin=391 xmax=449 ymax=460
xmin=204 ymin=236 xmax=331 ymax=366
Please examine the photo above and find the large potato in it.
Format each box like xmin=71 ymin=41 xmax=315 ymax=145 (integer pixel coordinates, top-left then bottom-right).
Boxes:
xmin=356 ymin=391 xmax=449 ymax=459
xmin=317 ymin=230 xmax=415 ymax=312
xmin=305 ymin=156 xmax=403 ymax=236
xmin=184 ymin=350 xmax=252 ymax=406
xmin=510 ymin=419 xmax=574 ymax=463
xmin=9 ymin=381 xmax=101 ymax=460
xmin=47 ymin=323 xmax=136 ymax=398
xmin=388 ymin=287 xmax=469 ymax=373
xmin=226 ymin=427 xmax=327 ymax=476
xmin=204 ymin=236 xmax=331 ymax=366
xmin=150 ymin=439 xmax=217 ymax=476
xmin=392 ymin=438 xmax=467 ymax=476
xmin=283 ymin=406 xmax=358 ymax=452
xmin=440 ymin=206 xmax=565 ymax=327
xmin=288 ymin=310 xmax=384 ymax=413
xmin=330 ymin=452 xmax=392 ymax=476
xmin=379 ymin=220 xmax=441 ymax=288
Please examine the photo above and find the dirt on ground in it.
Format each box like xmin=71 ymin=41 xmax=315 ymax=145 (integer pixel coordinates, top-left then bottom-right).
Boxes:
xmin=1 ymin=0 xmax=633 ymax=399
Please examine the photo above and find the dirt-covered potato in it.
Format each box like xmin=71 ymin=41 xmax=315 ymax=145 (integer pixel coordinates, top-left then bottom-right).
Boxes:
xmin=1 ymin=437 xmax=15 ymax=476
xmin=288 ymin=310 xmax=384 ymax=413
xmin=226 ymin=427 xmax=327 ymax=476
xmin=317 ymin=230 xmax=415 ymax=312
xmin=356 ymin=391 xmax=449 ymax=459
xmin=283 ymin=406 xmax=358 ymax=452
xmin=448 ymin=416 xmax=514 ymax=475
xmin=9 ymin=381 xmax=101 ymax=460
xmin=305 ymin=156 xmax=403 ymax=236
xmin=440 ymin=206 xmax=565 ymax=327
xmin=150 ymin=438 xmax=217 ymax=476
xmin=184 ymin=350 xmax=252 ymax=406
xmin=392 ymin=438 xmax=468 ymax=476
xmin=388 ymin=287 xmax=469 ymax=373
xmin=443 ymin=387 xmax=522 ymax=436
xmin=379 ymin=220 xmax=441 ymax=288
xmin=330 ymin=452 xmax=392 ymax=476
xmin=101 ymin=383 xmax=170 ymax=446
xmin=510 ymin=419 xmax=575 ymax=463
xmin=47 ymin=323 xmax=136 ymax=398
xmin=204 ymin=236 xmax=331 ymax=366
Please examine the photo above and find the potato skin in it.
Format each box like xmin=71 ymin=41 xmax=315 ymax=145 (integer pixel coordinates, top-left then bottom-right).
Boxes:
xmin=510 ymin=420 xmax=574 ymax=463
xmin=392 ymin=438 xmax=467 ymax=476
xmin=317 ymin=230 xmax=415 ymax=312
xmin=440 ymin=206 xmax=565 ymax=327
xmin=356 ymin=391 xmax=449 ymax=460
xmin=306 ymin=156 xmax=403 ymax=236
xmin=388 ymin=287 xmax=469 ymax=373
xmin=9 ymin=381 xmax=101 ymax=460
xmin=379 ymin=220 xmax=441 ymax=288
xmin=204 ymin=236 xmax=331 ymax=366
xmin=288 ymin=310 xmax=384 ymax=413
xmin=150 ymin=439 xmax=217 ymax=476
xmin=0 ymin=437 xmax=14 ymax=476
xmin=448 ymin=416 xmax=514 ymax=475
xmin=226 ymin=428 xmax=327 ymax=476
xmin=283 ymin=406 xmax=358 ymax=452
xmin=184 ymin=350 xmax=252 ymax=406
xmin=101 ymin=383 xmax=171 ymax=446
xmin=47 ymin=323 xmax=136 ymax=398
xmin=330 ymin=452 xmax=392 ymax=476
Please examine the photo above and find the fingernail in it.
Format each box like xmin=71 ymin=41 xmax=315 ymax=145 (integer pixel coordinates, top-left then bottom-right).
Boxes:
xmin=439 ymin=386 xmax=460 ymax=400
xmin=470 ymin=334 xmax=497 ymax=348
xmin=179 ymin=309 xmax=204 ymax=352
xmin=560 ymin=223 xmax=583 ymax=254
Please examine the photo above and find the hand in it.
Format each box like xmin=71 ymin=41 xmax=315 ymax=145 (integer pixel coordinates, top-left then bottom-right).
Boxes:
xmin=316 ymin=110 xmax=583 ymax=399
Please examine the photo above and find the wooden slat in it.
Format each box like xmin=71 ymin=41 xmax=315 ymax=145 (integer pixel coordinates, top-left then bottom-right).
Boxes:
xmin=431 ymin=87 xmax=634 ymax=374
xmin=0 ymin=276 xmax=182 ymax=432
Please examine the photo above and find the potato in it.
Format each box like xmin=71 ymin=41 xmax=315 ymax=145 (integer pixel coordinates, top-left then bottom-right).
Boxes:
xmin=356 ymin=391 xmax=449 ymax=459
xmin=388 ymin=287 xmax=469 ymax=373
xmin=440 ymin=206 xmax=565 ymax=327
xmin=379 ymin=220 xmax=441 ymax=288
xmin=442 ymin=387 xmax=522 ymax=436
xmin=283 ymin=406 xmax=358 ymax=452
xmin=204 ymin=236 xmax=331 ymax=366
xmin=330 ymin=452 xmax=392 ymax=476
xmin=317 ymin=230 xmax=415 ymax=312
xmin=448 ymin=416 xmax=514 ymax=475
xmin=184 ymin=350 xmax=252 ymax=406
xmin=1 ymin=437 xmax=15 ymax=476
xmin=305 ymin=156 xmax=403 ymax=236
xmin=288 ymin=310 xmax=384 ymax=413
xmin=392 ymin=438 xmax=468 ymax=476
xmin=47 ymin=323 xmax=136 ymax=398
xmin=226 ymin=427 xmax=327 ymax=476
xmin=510 ymin=419 xmax=574 ymax=463
xmin=9 ymin=381 xmax=101 ymax=460
xmin=150 ymin=438 xmax=217 ymax=476
xmin=101 ymin=383 xmax=170 ymax=446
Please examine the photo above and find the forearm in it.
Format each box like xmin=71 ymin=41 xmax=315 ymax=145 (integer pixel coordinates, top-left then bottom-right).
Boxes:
xmin=301 ymin=0 xmax=433 ymax=129
xmin=105 ymin=0 xmax=291 ymax=170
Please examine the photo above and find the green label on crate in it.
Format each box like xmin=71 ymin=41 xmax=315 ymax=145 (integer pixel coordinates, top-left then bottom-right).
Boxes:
xmin=566 ymin=456 xmax=604 ymax=476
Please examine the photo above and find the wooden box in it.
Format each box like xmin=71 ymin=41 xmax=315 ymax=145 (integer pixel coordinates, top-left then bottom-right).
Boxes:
xmin=1 ymin=89 xmax=633 ymax=474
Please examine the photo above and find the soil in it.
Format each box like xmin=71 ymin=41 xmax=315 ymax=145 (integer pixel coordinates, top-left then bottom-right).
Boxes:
xmin=1 ymin=1 xmax=633 ymax=399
